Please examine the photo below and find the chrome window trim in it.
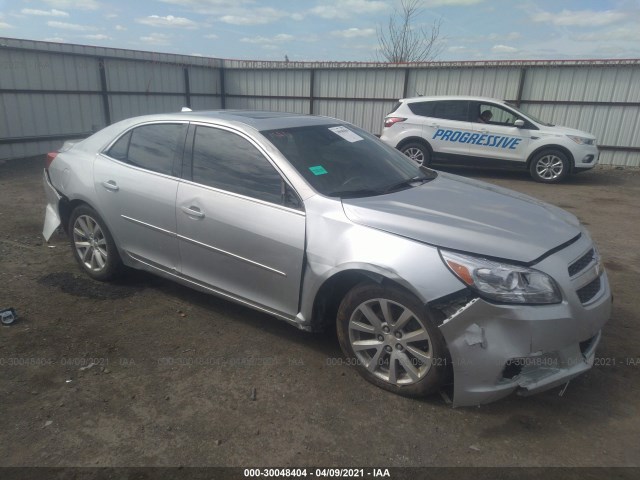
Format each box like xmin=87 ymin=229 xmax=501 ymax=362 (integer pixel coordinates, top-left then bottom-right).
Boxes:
xmin=100 ymin=120 xmax=190 ymax=155
xmin=187 ymin=121 xmax=306 ymax=212
xmin=97 ymin=152 xmax=183 ymax=182
xmin=188 ymin=120 xmax=287 ymax=178
xmin=99 ymin=120 xmax=189 ymax=180
xmin=102 ymin=119 xmax=310 ymax=205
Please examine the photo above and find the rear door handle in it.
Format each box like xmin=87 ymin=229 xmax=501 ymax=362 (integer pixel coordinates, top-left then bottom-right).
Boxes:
xmin=181 ymin=206 xmax=205 ymax=219
xmin=101 ymin=180 xmax=119 ymax=192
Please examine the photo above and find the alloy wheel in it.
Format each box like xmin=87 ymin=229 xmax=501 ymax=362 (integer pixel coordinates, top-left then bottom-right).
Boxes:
xmin=535 ymin=154 xmax=565 ymax=180
xmin=403 ymin=147 xmax=424 ymax=164
xmin=348 ymin=298 xmax=433 ymax=385
xmin=72 ymin=215 xmax=108 ymax=272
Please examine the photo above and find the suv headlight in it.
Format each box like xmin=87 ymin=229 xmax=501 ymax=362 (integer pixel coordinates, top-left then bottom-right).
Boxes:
xmin=440 ymin=250 xmax=561 ymax=304
xmin=567 ymin=135 xmax=594 ymax=145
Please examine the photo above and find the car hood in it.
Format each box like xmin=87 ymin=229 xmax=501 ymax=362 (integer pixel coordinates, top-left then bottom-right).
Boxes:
xmin=341 ymin=172 xmax=581 ymax=264
xmin=543 ymin=124 xmax=596 ymax=140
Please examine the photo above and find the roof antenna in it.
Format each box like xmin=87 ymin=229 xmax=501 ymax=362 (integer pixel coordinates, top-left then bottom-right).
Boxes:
xmin=181 ymin=107 xmax=193 ymax=112
xmin=416 ymin=91 xmax=424 ymax=97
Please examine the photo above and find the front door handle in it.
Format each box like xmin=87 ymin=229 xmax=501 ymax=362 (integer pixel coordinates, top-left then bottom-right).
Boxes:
xmin=181 ymin=206 xmax=205 ymax=219
xmin=101 ymin=180 xmax=119 ymax=192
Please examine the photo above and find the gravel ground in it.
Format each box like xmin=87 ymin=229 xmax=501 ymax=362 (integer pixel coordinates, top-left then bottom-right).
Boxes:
xmin=1 ymin=156 xmax=639 ymax=472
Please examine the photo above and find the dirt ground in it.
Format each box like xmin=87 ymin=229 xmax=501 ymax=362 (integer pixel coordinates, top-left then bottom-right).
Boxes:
xmin=1 ymin=156 xmax=640 ymax=471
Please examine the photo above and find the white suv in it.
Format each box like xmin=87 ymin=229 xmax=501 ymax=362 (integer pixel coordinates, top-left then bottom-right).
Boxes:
xmin=380 ymin=96 xmax=599 ymax=183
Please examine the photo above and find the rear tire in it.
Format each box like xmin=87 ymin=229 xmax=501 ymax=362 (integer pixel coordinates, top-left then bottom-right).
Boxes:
xmin=69 ymin=205 xmax=122 ymax=281
xmin=336 ymin=282 xmax=448 ymax=397
xmin=400 ymin=142 xmax=431 ymax=167
xmin=529 ymin=149 xmax=570 ymax=183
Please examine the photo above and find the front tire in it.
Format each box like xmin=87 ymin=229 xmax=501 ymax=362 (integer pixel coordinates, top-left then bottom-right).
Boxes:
xmin=336 ymin=283 xmax=448 ymax=397
xmin=529 ymin=149 xmax=570 ymax=183
xmin=400 ymin=142 xmax=431 ymax=167
xmin=69 ymin=205 xmax=122 ymax=281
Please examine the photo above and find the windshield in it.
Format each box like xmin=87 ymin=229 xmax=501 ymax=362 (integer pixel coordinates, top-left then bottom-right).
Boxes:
xmin=504 ymin=102 xmax=554 ymax=127
xmin=261 ymin=124 xmax=435 ymax=198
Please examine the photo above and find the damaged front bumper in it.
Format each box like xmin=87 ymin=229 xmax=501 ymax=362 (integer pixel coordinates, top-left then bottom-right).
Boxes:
xmin=43 ymin=169 xmax=62 ymax=241
xmin=440 ymin=296 xmax=609 ymax=407
xmin=438 ymin=236 xmax=612 ymax=407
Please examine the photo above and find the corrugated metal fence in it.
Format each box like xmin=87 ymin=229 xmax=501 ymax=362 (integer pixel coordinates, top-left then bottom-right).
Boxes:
xmin=2 ymin=38 xmax=639 ymax=166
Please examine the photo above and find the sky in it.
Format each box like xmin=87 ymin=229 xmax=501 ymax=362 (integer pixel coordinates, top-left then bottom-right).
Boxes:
xmin=0 ymin=0 xmax=639 ymax=62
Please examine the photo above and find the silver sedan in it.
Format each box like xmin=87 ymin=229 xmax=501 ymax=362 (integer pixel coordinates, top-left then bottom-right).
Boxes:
xmin=43 ymin=110 xmax=611 ymax=406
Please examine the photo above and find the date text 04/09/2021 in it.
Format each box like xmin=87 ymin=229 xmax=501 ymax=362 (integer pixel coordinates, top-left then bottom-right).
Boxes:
xmin=243 ymin=468 xmax=391 ymax=477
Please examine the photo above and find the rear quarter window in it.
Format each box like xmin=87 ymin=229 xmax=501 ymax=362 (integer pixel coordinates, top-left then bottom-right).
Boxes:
xmin=408 ymin=101 xmax=435 ymax=117
xmin=107 ymin=131 xmax=130 ymax=161
xmin=432 ymin=101 xmax=469 ymax=121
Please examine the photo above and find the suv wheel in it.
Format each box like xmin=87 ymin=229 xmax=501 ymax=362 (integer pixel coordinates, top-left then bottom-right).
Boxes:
xmin=400 ymin=142 xmax=431 ymax=166
xmin=529 ymin=150 xmax=570 ymax=183
xmin=69 ymin=205 xmax=122 ymax=281
xmin=336 ymin=282 xmax=448 ymax=397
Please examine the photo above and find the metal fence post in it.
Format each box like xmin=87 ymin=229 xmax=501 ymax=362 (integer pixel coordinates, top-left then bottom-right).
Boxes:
xmin=98 ymin=57 xmax=111 ymax=125
xmin=183 ymin=67 xmax=191 ymax=108
xmin=516 ymin=68 xmax=527 ymax=107
xmin=219 ymin=64 xmax=226 ymax=109
xmin=309 ymin=69 xmax=316 ymax=114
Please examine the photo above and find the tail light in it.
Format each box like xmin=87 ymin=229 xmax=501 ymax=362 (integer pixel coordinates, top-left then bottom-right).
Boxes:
xmin=384 ymin=117 xmax=406 ymax=128
xmin=45 ymin=140 xmax=77 ymax=170
xmin=45 ymin=151 xmax=58 ymax=170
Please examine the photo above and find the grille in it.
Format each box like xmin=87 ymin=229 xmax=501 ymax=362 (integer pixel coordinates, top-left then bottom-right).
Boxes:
xmin=502 ymin=360 xmax=523 ymax=380
xmin=568 ymin=249 xmax=594 ymax=277
xmin=579 ymin=335 xmax=598 ymax=355
xmin=577 ymin=277 xmax=601 ymax=304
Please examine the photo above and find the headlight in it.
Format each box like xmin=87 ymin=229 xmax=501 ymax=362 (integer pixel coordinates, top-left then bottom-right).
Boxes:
xmin=567 ymin=135 xmax=594 ymax=145
xmin=440 ymin=250 xmax=561 ymax=304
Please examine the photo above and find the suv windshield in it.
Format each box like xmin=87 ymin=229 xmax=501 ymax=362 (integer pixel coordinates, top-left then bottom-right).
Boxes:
xmin=261 ymin=124 xmax=435 ymax=198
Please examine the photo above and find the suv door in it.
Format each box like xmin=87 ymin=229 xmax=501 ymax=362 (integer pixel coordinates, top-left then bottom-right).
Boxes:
xmin=415 ymin=100 xmax=472 ymax=162
xmin=94 ymin=122 xmax=187 ymax=271
xmin=469 ymin=101 xmax=531 ymax=165
xmin=176 ymin=124 xmax=306 ymax=317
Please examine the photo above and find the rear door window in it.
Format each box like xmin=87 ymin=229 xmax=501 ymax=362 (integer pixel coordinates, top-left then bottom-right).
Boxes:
xmin=431 ymin=101 xmax=469 ymax=121
xmin=106 ymin=123 xmax=185 ymax=176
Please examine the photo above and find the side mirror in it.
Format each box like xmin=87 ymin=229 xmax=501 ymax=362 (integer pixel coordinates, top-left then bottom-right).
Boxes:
xmin=514 ymin=119 xmax=525 ymax=128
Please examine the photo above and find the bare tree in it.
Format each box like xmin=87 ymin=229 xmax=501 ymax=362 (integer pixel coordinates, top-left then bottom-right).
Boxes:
xmin=377 ymin=0 xmax=443 ymax=63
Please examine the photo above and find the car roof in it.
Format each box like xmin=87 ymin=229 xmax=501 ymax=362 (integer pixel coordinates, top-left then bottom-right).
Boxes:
xmin=400 ymin=95 xmax=508 ymax=105
xmin=119 ymin=110 xmax=344 ymax=131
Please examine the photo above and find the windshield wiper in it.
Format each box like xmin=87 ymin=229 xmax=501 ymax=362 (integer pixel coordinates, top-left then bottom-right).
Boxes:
xmin=382 ymin=175 xmax=432 ymax=194
xmin=327 ymin=188 xmax=384 ymax=198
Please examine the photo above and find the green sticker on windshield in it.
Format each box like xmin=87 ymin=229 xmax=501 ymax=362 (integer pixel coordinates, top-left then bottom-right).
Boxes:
xmin=309 ymin=165 xmax=328 ymax=176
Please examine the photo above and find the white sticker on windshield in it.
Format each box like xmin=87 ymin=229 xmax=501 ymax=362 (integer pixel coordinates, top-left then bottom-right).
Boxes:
xmin=328 ymin=126 xmax=363 ymax=143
